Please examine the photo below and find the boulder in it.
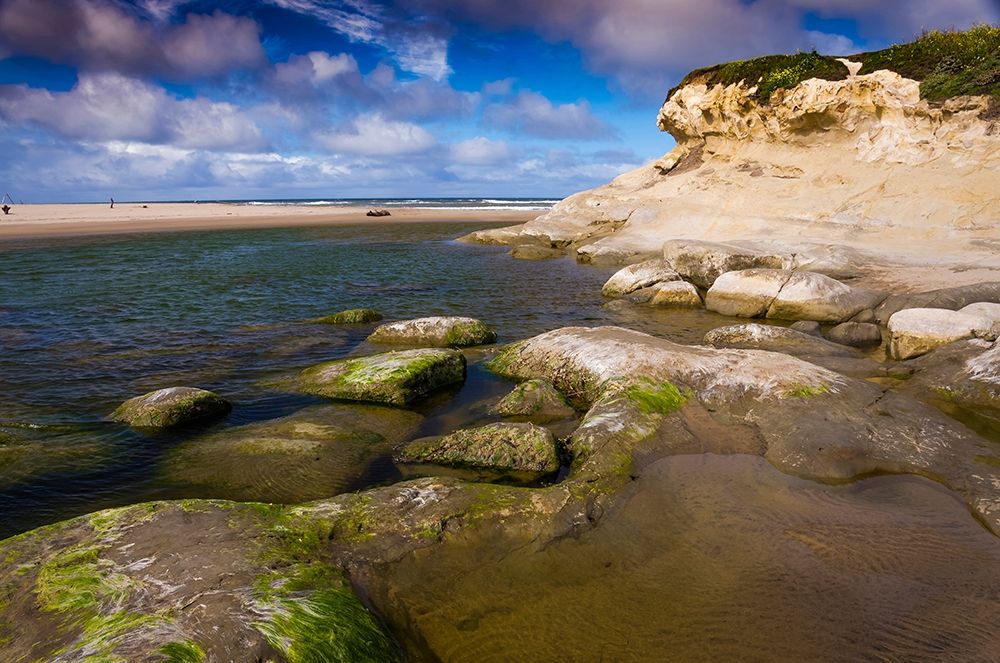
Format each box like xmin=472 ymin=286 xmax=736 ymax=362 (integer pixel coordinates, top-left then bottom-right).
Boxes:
xmin=704 ymin=323 xmax=858 ymax=357
xmin=368 ymin=316 xmax=496 ymax=348
xmin=163 ymin=404 xmax=422 ymax=502
xmin=298 ymin=348 xmax=466 ymax=406
xmin=662 ymin=239 xmax=790 ymax=289
xmin=875 ymin=282 xmax=1000 ymax=324
xmin=601 ymin=259 xmax=680 ymax=297
xmin=111 ymin=387 xmax=231 ymax=429
xmin=649 ymin=281 xmax=703 ymax=307
xmin=314 ymin=308 xmax=383 ymax=324
xmin=959 ymin=302 xmax=1000 ymax=333
xmin=705 ymin=269 xmax=884 ymax=322
xmin=704 ymin=269 xmax=789 ymax=317
xmin=398 ymin=422 xmax=559 ymax=474
xmin=790 ymin=320 xmax=822 ymax=336
xmin=826 ymin=322 xmax=883 ymax=348
xmin=887 ymin=308 xmax=997 ymax=360
xmin=510 ymin=245 xmax=564 ymax=260
xmin=494 ymin=379 xmax=576 ymax=421
xmin=766 ymin=272 xmax=885 ymax=323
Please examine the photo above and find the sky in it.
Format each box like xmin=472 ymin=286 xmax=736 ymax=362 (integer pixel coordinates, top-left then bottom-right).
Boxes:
xmin=0 ymin=0 xmax=997 ymax=202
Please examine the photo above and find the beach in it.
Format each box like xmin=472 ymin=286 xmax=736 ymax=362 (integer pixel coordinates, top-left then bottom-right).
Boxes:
xmin=0 ymin=203 xmax=537 ymax=239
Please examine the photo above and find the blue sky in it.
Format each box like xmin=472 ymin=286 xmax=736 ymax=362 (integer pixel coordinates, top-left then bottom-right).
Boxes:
xmin=0 ymin=0 xmax=996 ymax=202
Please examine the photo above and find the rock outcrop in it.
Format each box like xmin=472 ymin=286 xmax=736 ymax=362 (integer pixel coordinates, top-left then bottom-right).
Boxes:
xmin=494 ymin=379 xmax=576 ymax=421
xmin=398 ymin=422 xmax=560 ymax=474
xmin=887 ymin=307 xmax=997 ymax=359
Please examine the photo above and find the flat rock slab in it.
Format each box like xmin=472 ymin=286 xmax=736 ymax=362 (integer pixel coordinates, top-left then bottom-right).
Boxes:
xmin=704 ymin=323 xmax=858 ymax=357
xmin=706 ymin=269 xmax=883 ymax=322
xmin=494 ymin=379 xmax=576 ymax=421
xmin=298 ymin=348 xmax=466 ymax=406
xmin=112 ymin=387 xmax=231 ymax=429
xmin=398 ymin=422 xmax=559 ymax=473
xmin=314 ymin=308 xmax=383 ymax=324
xmin=888 ymin=308 xmax=997 ymax=360
xmin=662 ymin=239 xmax=791 ymax=289
xmin=368 ymin=316 xmax=497 ymax=348
xmin=602 ymin=259 xmax=680 ymax=297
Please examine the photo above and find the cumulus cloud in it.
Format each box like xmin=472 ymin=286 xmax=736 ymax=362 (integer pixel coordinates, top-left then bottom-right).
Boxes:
xmin=410 ymin=0 xmax=1000 ymax=93
xmin=315 ymin=114 xmax=436 ymax=155
xmin=267 ymin=0 xmax=453 ymax=80
xmin=0 ymin=73 xmax=266 ymax=151
xmin=450 ymin=136 xmax=511 ymax=165
xmin=484 ymin=91 xmax=614 ymax=140
xmin=0 ymin=0 xmax=266 ymax=80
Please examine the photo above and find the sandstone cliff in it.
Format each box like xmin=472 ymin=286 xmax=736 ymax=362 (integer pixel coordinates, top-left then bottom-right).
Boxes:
xmin=467 ymin=33 xmax=1000 ymax=282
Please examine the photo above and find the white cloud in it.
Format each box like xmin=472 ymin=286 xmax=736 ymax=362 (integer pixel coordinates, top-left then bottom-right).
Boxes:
xmin=484 ymin=91 xmax=614 ymax=140
xmin=0 ymin=73 xmax=266 ymax=151
xmin=450 ymin=137 xmax=511 ymax=165
xmin=315 ymin=115 xmax=436 ymax=156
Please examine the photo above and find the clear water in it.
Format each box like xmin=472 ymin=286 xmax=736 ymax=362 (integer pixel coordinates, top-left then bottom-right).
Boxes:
xmin=0 ymin=222 xmax=741 ymax=537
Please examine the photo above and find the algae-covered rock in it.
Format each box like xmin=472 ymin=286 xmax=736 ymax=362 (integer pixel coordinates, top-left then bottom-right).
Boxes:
xmin=111 ymin=387 xmax=231 ymax=429
xmin=163 ymin=404 xmax=423 ymax=502
xmin=368 ymin=316 xmax=497 ymax=348
xmin=315 ymin=308 xmax=384 ymax=324
xmin=494 ymin=379 xmax=576 ymax=421
xmin=398 ymin=422 xmax=559 ymax=473
xmin=888 ymin=307 xmax=997 ymax=360
xmin=298 ymin=348 xmax=466 ymax=406
xmin=0 ymin=501 xmax=403 ymax=662
xmin=601 ymin=259 xmax=680 ymax=297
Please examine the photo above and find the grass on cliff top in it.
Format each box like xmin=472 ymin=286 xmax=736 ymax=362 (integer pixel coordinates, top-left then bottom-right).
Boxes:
xmin=667 ymin=24 xmax=1000 ymax=105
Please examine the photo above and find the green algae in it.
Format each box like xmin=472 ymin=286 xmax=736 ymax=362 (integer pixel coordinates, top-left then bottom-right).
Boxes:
xmin=442 ymin=320 xmax=497 ymax=347
xmin=623 ymin=379 xmax=689 ymax=415
xmin=399 ymin=423 xmax=559 ymax=473
xmin=111 ymin=388 xmax=231 ymax=429
xmin=782 ymin=383 xmax=832 ymax=399
xmin=314 ymin=309 xmax=383 ymax=325
xmin=159 ymin=639 xmax=206 ymax=663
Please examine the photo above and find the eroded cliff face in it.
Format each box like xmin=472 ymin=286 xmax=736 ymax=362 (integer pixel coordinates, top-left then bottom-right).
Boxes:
xmin=471 ymin=64 xmax=1000 ymax=271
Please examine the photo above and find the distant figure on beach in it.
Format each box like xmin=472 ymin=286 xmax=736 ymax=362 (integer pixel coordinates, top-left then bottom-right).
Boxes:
xmin=1 ymin=192 xmax=12 ymax=215
xmin=110 ymin=197 xmax=115 ymax=209
xmin=366 ymin=209 xmax=391 ymax=217
xmin=1 ymin=204 xmax=10 ymax=215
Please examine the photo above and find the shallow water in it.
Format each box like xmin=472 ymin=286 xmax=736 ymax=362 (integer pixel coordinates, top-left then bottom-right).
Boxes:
xmin=0 ymin=222 xmax=745 ymax=537
xmin=371 ymin=454 xmax=1000 ymax=662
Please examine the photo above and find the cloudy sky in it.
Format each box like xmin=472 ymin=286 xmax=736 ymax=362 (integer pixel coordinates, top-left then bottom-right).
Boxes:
xmin=0 ymin=0 xmax=996 ymax=202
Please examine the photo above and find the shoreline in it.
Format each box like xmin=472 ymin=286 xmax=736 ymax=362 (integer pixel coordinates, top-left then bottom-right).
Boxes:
xmin=0 ymin=203 xmax=535 ymax=240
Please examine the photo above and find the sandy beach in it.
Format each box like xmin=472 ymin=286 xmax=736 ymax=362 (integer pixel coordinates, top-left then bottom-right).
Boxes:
xmin=0 ymin=203 xmax=537 ymax=240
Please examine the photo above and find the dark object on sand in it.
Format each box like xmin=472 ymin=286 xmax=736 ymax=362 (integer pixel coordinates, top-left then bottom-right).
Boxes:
xmin=366 ymin=209 xmax=391 ymax=217
xmin=110 ymin=197 xmax=115 ymax=209
xmin=1 ymin=205 xmax=9 ymax=215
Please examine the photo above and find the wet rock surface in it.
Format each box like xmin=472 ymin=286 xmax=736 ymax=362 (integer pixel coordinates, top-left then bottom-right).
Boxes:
xmin=368 ymin=316 xmax=497 ymax=348
xmin=704 ymin=323 xmax=858 ymax=357
xmin=398 ymin=422 xmax=559 ymax=474
xmin=826 ymin=321 xmax=883 ymax=348
xmin=494 ymin=379 xmax=576 ymax=421
xmin=298 ymin=348 xmax=467 ymax=406
xmin=111 ymin=387 xmax=231 ymax=429
xmin=314 ymin=308 xmax=384 ymax=324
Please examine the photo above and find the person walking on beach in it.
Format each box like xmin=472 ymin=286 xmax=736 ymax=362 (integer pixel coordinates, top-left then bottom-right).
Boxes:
xmin=110 ymin=197 xmax=115 ymax=209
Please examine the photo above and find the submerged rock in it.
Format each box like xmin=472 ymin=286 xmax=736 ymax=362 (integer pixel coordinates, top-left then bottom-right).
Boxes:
xmin=111 ymin=387 xmax=231 ymax=429
xmin=662 ymin=239 xmax=790 ymax=289
xmin=368 ymin=316 xmax=497 ymax=348
xmin=163 ymin=404 xmax=422 ymax=502
xmin=705 ymin=269 xmax=883 ymax=322
xmin=494 ymin=379 xmax=576 ymax=421
xmin=398 ymin=422 xmax=559 ymax=473
xmin=298 ymin=348 xmax=466 ymax=406
xmin=601 ymin=259 xmax=680 ymax=297
xmin=790 ymin=320 xmax=822 ymax=336
xmin=826 ymin=321 xmax=883 ymax=348
xmin=887 ymin=308 xmax=997 ymax=360
xmin=649 ymin=281 xmax=703 ymax=307
xmin=704 ymin=323 xmax=857 ymax=357
xmin=314 ymin=308 xmax=383 ymax=324
xmin=510 ymin=244 xmax=564 ymax=260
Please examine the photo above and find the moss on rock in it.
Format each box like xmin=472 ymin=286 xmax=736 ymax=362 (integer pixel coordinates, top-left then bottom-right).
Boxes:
xmin=399 ymin=423 xmax=560 ymax=474
xmin=298 ymin=349 xmax=466 ymax=406
xmin=111 ymin=387 xmax=231 ymax=429
xmin=314 ymin=308 xmax=383 ymax=325
xmin=494 ymin=379 xmax=576 ymax=421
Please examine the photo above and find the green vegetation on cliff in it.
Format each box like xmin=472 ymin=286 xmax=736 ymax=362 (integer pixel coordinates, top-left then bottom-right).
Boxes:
xmin=668 ymin=25 xmax=1000 ymax=105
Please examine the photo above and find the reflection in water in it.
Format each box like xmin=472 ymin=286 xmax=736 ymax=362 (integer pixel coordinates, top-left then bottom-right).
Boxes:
xmin=369 ymin=455 xmax=1000 ymax=662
